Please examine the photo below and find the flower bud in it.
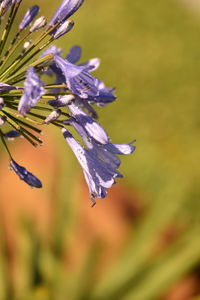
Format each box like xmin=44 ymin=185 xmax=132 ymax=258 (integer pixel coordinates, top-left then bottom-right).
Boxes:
xmin=30 ymin=16 xmax=46 ymax=32
xmin=19 ymin=5 xmax=39 ymax=30
xmin=53 ymin=20 xmax=74 ymax=40
xmin=44 ymin=109 xmax=61 ymax=124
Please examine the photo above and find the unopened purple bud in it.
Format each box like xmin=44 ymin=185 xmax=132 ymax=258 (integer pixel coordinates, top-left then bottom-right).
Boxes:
xmin=48 ymin=0 xmax=83 ymax=26
xmin=30 ymin=16 xmax=46 ymax=32
xmin=10 ymin=159 xmax=42 ymax=188
xmin=19 ymin=5 xmax=39 ymax=30
xmin=4 ymin=130 xmax=21 ymax=140
xmin=53 ymin=20 xmax=74 ymax=40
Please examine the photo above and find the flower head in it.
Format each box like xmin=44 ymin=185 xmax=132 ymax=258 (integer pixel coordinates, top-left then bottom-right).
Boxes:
xmin=0 ymin=0 xmax=136 ymax=206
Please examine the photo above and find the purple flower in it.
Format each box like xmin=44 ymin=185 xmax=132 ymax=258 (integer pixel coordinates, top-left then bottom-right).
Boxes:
xmin=62 ymin=128 xmax=117 ymax=206
xmin=10 ymin=159 xmax=42 ymax=188
xmin=62 ymin=127 xmax=135 ymax=205
xmin=54 ymin=55 xmax=100 ymax=99
xmin=48 ymin=0 xmax=84 ymax=27
xmin=51 ymin=47 xmax=115 ymax=103
xmin=19 ymin=6 xmax=39 ymax=31
xmin=18 ymin=67 xmax=45 ymax=116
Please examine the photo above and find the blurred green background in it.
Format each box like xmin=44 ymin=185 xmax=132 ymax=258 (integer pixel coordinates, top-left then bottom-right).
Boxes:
xmin=0 ymin=0 xmax=200 ymax=299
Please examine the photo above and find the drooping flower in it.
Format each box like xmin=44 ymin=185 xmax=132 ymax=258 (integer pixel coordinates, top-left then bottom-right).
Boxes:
xmin=62 ymin=128 xmax=135 ymax=206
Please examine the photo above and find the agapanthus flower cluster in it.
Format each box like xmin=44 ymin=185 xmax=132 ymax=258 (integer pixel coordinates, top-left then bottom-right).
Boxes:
xmin=0 ymin=0 xmax=135 ymax=206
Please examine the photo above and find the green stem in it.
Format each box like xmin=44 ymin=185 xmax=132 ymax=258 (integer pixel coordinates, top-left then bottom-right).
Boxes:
xmin=0 ymin=129 xmax=12 ymax=158
xmin=0 ymin=3 xmax=20 ymax=56
xmin=3 ymin=53 xmax=54 ymax=83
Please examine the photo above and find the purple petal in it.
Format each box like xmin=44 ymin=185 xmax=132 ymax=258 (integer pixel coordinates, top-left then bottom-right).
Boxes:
xmin=79 ymin=58 xmax=101 ymax=72
xmin=66 ymin=46 xmax=82 ymax=63
xmin=104 ymin=141 xmax=136 ymax=155
xmin=75 ymin=97 xmax=98 ymax=119
xmin=54 ymin=55 xmax=100 ymax=98
xmin=68 ymin=103 xmax=109 ymax=144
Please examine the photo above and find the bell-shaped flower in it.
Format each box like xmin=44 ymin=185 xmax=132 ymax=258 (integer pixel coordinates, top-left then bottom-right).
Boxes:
xmin=54 ymin=55 xmax=101 ymax=99
xmin=62 ymin=128 xmax=118 ymax=205
xmin=62 ymin=126 xmax=135 ymax=205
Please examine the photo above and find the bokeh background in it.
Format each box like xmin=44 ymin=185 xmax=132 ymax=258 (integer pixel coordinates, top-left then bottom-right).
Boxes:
xmin=0 ymin=0 xmax=200 ymax=299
